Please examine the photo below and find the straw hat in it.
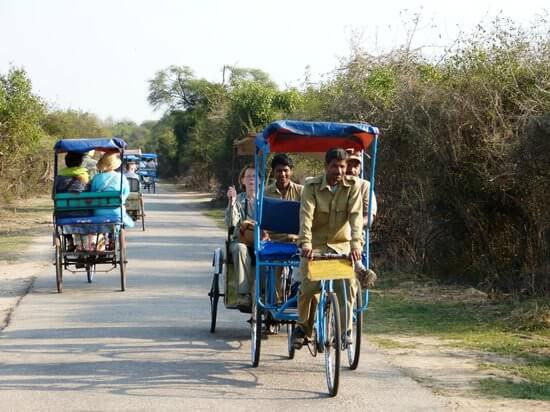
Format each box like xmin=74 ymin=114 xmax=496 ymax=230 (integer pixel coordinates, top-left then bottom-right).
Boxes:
xmin=97 ymin=153 xmax=122 ymax=172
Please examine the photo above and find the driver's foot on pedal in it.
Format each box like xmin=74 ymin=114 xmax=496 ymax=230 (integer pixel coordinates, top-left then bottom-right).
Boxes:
xmin=291 ymin=326 xmax=306 ymax=349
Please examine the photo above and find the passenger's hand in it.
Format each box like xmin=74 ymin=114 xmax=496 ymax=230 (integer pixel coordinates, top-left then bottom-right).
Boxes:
xmin=227 ymin=185 xmax=237 ymax=205
xmin=301 ymin=247 xmax=313 ymax=260
xmin=261 ymin=230 xmax=270 ymax=241
xmin=350 ymin=248 xmax=362 ymax=262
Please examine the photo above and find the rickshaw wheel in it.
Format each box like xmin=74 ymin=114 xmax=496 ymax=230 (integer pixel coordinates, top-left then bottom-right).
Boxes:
xmin=152 ymin=181 xmax=156 ymax=193
xmin=55 ymin=237 xmax=63 ymax=293
xmin=86 ymin=264 xmax=95 ymax=284
xmin=140 ymin=197 xmax=146 ymax=231
xmin=251 ymin=295 xmax=262 ymax=367
xmin=209 ymin=273 xmax=220 ymax=333
xmin=324 ymin=292 xmax=341 ymax=397
xmin=286 ymin=323 xmax=295 ymax=360
xmin=347 ymin=287 xmax=363 ymax=370
xmin=119 ymin=229 xmax=127 ymax=291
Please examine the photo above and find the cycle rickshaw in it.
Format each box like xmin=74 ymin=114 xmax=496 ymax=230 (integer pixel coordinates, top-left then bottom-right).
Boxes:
xmin=209 ymin=134 xmax=256 ymax=333
xmin=251 ymin=120 xmax=379 ymax=396
xmin=52 ymin=138 xmax=129 ymax=292
xmin=138 ymin=153 xmax=158 ymax=193
xmin=123 ymin=151 xmax=146 ymax=231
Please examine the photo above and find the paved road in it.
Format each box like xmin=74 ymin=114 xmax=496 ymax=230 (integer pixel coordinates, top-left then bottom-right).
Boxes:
xmin=0 ymin=188 xmax=452 ymax=411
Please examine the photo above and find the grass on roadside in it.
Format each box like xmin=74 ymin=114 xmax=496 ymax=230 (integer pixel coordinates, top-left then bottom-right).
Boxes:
xmin=203 ymin=207 xmax=225 ymax=230
xmin=0 ymin=196 xmax=52 ymax=262
xmin=365 ymin=275 xmax=550 ymax=400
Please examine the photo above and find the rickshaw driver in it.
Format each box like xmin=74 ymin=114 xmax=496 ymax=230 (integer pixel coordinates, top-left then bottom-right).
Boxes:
xmin=264 ymin=154 xmax=304 ymax=302
xmin=292 ymin=148 xmax=364 ymax=349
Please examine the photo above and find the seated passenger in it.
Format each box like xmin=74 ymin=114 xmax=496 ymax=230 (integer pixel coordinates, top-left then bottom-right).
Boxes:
xmin=55 ymin=151 xmax=90 ymax=193
xmin=225 ymin=164 xmax=267 ymax=307
xmin=91 ymin=153 xmax=135 ymax=229
xmin=124 ymin=161 xmax=140 ymax=192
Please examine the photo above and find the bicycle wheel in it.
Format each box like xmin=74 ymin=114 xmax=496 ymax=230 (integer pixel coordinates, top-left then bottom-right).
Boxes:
xmin=119 ymin=229 xmax=127 ymax=291
xmin=347 ymin=287 xmax=363 ymax=370
xmin=287 ymin=323 xmax=295 ymax=360
xmin=55 ymin=236 xmax=63 ymax=293
xmin=86 ymin=264 xmax=96 ymax=284
xmin=209 ymin=273 xmax=220 ymax=333
xmin=140 ymin=196 xmax=146 ymax=231
xmin=251 ymin=294 xmax=262 ymax=367
xmin=324 ymin=292 xmax=341 ymax=397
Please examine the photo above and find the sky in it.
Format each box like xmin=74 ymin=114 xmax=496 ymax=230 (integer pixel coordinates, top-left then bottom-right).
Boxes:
xmin=0 ymin=0 xmax=548 ymax=124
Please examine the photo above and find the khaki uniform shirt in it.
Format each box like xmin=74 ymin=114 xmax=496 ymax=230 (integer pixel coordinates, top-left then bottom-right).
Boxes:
xmin=264 ymin=181 xmax=303 ymax=242
xmin=298 ymin=174 xmax=363 ymax=254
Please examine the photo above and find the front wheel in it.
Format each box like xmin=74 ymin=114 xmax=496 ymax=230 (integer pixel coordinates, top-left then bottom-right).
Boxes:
xmin=347 ymin=286 xmax=363 ymax=370
xmin=209 ymin=273 xmax=220 ymax=333
xmin=86 ymin=264 xmax=96 ymax=284
xmin=287 ymin=323 xmax=295 ymax=360
xmin=324 ymin=292 xmax=341 ymax=397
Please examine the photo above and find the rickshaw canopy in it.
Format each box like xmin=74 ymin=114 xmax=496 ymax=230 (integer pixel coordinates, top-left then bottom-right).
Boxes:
xmin=141 ymin=153 xmax=158 ymax=159
xmin=256 ymin=120 xmax=379 ymax=153
xmin=54 ymin=137 xmax=127 ymax=154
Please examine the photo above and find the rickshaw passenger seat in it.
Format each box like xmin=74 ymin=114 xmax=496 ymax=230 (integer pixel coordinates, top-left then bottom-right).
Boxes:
xmin=260 ymin=197 xmax=300 ymax=234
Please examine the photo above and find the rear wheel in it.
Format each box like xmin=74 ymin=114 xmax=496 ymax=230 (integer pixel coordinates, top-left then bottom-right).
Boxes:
xmin=119 ymin=229 xmax=126 ymax=291
xmin=324 ymin=292 xmax=341 ymax=397
xmin=55 ymin=237 xmax=63 ymax=293
xmin=209 ymin=273 xmax=220 ymax=333
xmin=86 ymin=264 xmax=96 ymax=283
xmin=347 ymin=286 xmax=363 ymax=370
xmin=251 ymin=290 xmax=262 ymax=367
xmin=140 ymin=197 xmax=146 ymax=231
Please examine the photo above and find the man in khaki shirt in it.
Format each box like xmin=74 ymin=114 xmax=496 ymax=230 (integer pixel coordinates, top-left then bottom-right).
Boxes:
xmin=292 ymin=148 xmax=363 ymax=349
xmin=264 ymin=154 xmax=303 ymax=302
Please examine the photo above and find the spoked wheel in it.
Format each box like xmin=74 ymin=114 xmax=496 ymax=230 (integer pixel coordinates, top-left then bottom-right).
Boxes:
xmin=251 ymin=293 xmax=262 ymax=367
xmin=86 ymin=264 xmax=96 ymax=284
xmin=119 ymin=229 xmax=127 ymax=291
xmin=324 ymin=292 xmax=341 ymax=397
xmin=209 ymin=273 xmax=220 ymax=333
xmin=140 ymin=197 xmax=146 ymax=231
xmin=347 ymin=286 xmax=363 ymax=370
xmin=152 ymin=181 xmax=156 ymax=194
xmin=287 ymin=323 xmax=295 ymax=359
xmin=55 ymin=236 xmax=63 ymax=293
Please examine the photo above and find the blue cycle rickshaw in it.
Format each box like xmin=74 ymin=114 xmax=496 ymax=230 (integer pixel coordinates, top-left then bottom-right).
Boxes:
xmin=123 ymin=152 xmax=146 ymax=231
xmin=138 ymin=153 xmax=158 ymax=193
xmin=53 ymin=138 xmax=129 ymax=292
xmin=251 ymin=120 xmax=379 ymax=396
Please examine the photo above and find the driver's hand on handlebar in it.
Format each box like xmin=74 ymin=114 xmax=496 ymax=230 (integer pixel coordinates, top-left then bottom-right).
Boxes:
xmin=227 ymin=185 xmax=237 ymax=206
xmin=350 ymin=248 xmax=362 ymax=262
xmin=301 ymin=247 xmax=313 ymax=260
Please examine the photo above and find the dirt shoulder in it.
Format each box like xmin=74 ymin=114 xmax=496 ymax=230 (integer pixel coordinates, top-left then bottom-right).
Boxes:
xmin=367 ymin=279 xmax=550 ymax=411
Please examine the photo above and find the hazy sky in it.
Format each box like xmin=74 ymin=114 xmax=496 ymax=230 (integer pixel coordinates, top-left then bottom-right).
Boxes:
xmin=1 ymin=0 xmax=547 ymax=124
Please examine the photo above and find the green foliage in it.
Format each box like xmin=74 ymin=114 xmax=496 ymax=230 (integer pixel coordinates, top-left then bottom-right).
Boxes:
xmin=42 ymin=110 xmax=107 ymax=138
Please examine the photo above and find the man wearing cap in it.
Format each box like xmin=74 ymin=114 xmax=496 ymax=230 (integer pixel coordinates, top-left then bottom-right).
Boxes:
xmin=292 ymin=148 xmax=363 ymax=349
xmin=345 ymin=149 xmax=377 ymax=224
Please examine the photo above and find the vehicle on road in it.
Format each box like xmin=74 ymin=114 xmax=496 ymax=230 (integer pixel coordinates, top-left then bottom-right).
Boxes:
xmin=138 ymin=153 xmax=158 ymax=193
xmin=52 ymin=137 xmax=129 ymax=292
xmin=210 ymin=120 xmax=380 ymax=396
xmin=123 ymin=151 xmax=146 ymax=231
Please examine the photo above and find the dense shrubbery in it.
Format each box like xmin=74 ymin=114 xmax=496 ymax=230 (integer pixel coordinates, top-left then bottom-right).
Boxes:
xmin=2 ymin=17 xmax=548 ymax=295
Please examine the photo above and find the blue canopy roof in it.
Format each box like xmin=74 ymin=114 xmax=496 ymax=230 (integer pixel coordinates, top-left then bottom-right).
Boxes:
xmin=257 ymin=120 xmax=379 ymax=153
xmin=141 ymin=153 xmax=158 ymax=159
xmin=124 ymin=155 xmax=140 ymax=162
xmin=54 ymin=137 xmax=127 ymax=153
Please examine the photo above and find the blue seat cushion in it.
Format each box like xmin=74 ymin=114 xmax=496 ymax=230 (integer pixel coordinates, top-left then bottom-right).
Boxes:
xmin=257 ymin=240 xmax=300 ymax=261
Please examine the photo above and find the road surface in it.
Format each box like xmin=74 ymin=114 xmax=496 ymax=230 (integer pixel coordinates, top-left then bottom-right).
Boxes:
xmin=0 ymin=188 xmax=451 ymax=411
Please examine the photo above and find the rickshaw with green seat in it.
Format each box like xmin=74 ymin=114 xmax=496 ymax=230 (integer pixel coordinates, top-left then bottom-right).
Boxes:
xmin=52 ymin=137 xmax=129 ymax=292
